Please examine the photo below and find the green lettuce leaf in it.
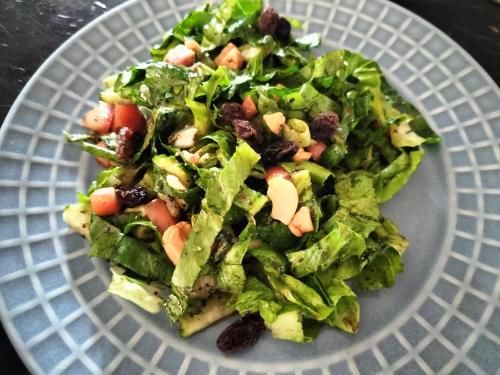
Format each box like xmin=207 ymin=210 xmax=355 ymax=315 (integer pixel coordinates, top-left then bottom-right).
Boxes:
xmin=331 ymin=171 xmax=381 ymax=238
xmin=233 ymin=276 xmax=281 ymax=323
xmin=107 ymin=265 xmax=164 ymax=314
xmin=322 ymin=279 xmax=359 ymax=333
xmin=166 ymin=142 xmax=260 ymax=320
xmin=185 ymin=99 xmax=213 ymax=137
xmin=265 ymin=272 xmax=332 ymax=320
xmin=281 ymin=161 xmax=333 ymax=188
xmin=114 ymin=62 xmax=201 ymax=108
xmin=89 ymin=215 xmax=173 ymax=285
xmin=287 ymin=220 xmax=365 ymax=277
xmin=354 ymin=248 xmax=404 ymax=291
xmin=374 ymin=148 xmax=424 ymax=203
xmin=150 ymin=4 xmax=212 ymax=60
xmin=216 ymin=239 xmax=251 ymax=293
xmin=233 ymin=185 xmax=269 ymax=218
xmin=205 ymin=141 xmax=261 ymax=215
xmin=249 ymin=245 xmax=288 ymax=274
xmin=201 ymin=0 xmax=262 ymax=50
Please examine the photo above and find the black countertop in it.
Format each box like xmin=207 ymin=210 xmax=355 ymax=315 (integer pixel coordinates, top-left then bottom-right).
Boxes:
xmin=0 ymin=0 xmax=499 ymax=373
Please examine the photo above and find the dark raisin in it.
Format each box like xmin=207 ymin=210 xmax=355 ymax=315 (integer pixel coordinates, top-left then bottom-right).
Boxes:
xmin=116 ymin=127 xmax=140 ymax=161
xmin=232 ymin=119 xmax=263 ymax=144
xmin=218 ymin=103 xmax=245 ymax=125
xmin=115 ymin=185 xmax=149 ymax=208
xmin=217 ymin=313 xmax=266 ymax=354
xmin=261 ymin=140 xmax=298 ymax=164
xmin=258 ymin=6 xmax=279 ymax=35
xmin=310 ymin=112 xmax=339 ymax=142
xmin=275 ymin=17 xmax=291 ymax=42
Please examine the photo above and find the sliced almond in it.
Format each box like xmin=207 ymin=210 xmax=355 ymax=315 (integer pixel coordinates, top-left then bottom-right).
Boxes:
xmin=166 ymin=174 xmax=188 ymax=191
xmin=181 ymin=150 xmax=200 ymax=165
xmin=267 ymin=177 xmax=298 ymax=225
xmin=288 ymin=206 xmax=314 ymax=237
xmin=170 ymin=127 xmax=198 ymax=149
xmin=162 ymin=221 xmax=192 ymax=265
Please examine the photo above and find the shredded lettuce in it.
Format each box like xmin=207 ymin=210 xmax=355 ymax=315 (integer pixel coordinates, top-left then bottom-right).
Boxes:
xmin=64 ymin=0 xmax=441 ymax=346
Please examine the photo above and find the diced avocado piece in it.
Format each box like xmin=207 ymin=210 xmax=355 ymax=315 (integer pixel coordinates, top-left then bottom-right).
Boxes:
xmin=63 ymin=203 xmax=91 ymax=240
xmin=179 ymin=293 xmax=235 ymax=337
xmin=99 ymin=87 xmax=132 ymax=104
xmin=153 ymin=155 xmax=192 ymax=187
xmin=267 ymin=308 xmax=304 ymax=342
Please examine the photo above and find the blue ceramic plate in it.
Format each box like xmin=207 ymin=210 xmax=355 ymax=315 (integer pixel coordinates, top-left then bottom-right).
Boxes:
xmin=1 ymin=0 xmax=499 ymax=374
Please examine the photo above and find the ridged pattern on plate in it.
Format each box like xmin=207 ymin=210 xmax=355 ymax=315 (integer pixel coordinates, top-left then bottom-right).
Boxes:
xmin=0 ymin=0 xmax=499 ymax=374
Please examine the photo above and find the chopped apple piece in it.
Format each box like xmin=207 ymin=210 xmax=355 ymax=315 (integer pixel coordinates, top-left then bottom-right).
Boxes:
xmin=242 ymin=96 xmax=258 ymax=119
xmin=263 ymin=112 xmax=286 ymax=135
xmin=306 ymin=141 xmax=327 ymax=162
xmin=214 ymin=43 xmax=244 ymax=70
xmin=164 ymin=44 xmax=196 ymax=67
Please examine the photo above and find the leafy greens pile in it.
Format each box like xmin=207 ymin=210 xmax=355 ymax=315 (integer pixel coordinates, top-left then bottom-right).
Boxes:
xmin=63 ymin=0 xmax=440 ymax=349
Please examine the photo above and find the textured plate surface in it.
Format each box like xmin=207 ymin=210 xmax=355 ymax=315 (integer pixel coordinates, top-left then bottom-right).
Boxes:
xmin=0 ymin=0 xmax=499 ymax=374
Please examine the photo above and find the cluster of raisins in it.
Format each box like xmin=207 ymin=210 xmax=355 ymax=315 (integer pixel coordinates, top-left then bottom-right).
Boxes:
xmin=115 ymin=185 xmax=149 ymax=208
xmin=258 ymin=7 xmax=291 ymax=43
xmin=116 ymin=127 xmax=141 ymax=161
xmin=261 ymin=140 xmax=298 ymax=164
xmin=232 ymin=119 xmax=264 ymax=144
xmin=218 ymin=102 xmax=245 ymax=125
xmin=310 ymin=112 xmax=339 ymax=142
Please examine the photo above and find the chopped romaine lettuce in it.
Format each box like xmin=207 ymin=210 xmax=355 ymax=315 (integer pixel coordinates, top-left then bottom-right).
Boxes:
xmin=64 ymin=0 xmax=440 ymax=348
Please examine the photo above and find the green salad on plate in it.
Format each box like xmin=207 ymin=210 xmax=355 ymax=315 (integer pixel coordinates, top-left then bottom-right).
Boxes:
xmin=63 ymin=0 xmax=440 ymax=353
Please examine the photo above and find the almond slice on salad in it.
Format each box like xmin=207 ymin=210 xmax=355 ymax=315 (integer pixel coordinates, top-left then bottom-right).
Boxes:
xmin=267 ymin=177 xmax=298 ymax=225
xmin=162 ymin=221 xmax=192 ymax=265
xmin=166 ymin=174 xmax=188 ymax=192
xmin=181 ymin=150 xmax=200 ymax=165
xmin=265 ymin=165 xmax=291 ymax=183
xmin=288 ymin=206 xmax=314 ymax=237
xmin=170 ymin=127 xmax=198 ymax=149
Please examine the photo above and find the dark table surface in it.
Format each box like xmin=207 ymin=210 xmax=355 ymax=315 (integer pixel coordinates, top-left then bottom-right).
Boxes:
xmin=0 ymin=0 xmax=499 ymax=373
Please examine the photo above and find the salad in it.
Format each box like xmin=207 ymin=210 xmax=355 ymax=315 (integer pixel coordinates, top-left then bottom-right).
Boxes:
xmin=63 ymin=0 xmax=440 ymax=353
